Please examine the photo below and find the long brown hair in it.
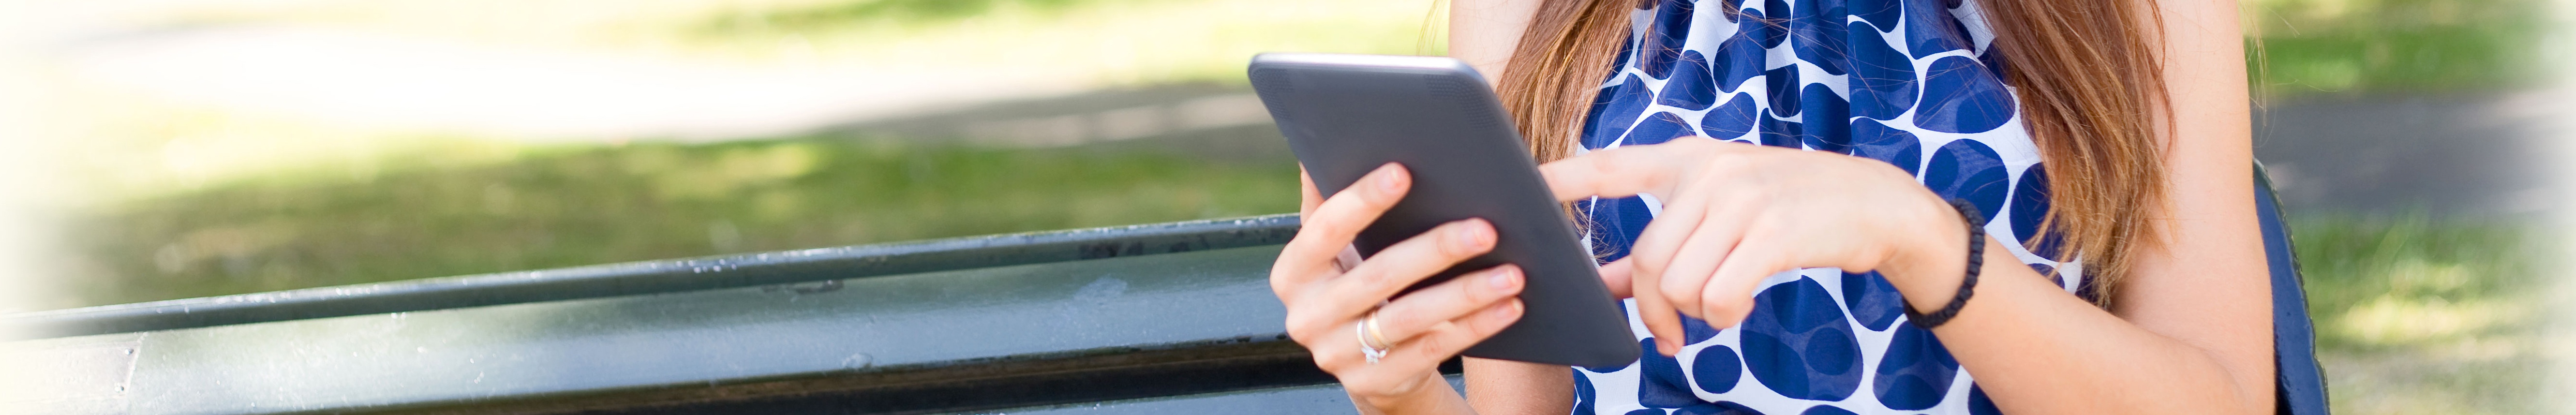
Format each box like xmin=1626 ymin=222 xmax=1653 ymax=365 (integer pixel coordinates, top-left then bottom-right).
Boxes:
xmin=1494 ymin=0 xmax=2170 ymax=308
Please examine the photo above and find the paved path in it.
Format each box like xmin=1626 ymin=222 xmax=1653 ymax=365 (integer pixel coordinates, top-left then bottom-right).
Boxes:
xmin=2252 ymin=94 xmax=2561 ymax=217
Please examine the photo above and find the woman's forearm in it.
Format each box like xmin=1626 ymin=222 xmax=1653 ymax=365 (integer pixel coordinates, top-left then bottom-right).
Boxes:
xmin=1354 ymin=371 xmax=1478 ymax=415
xmin=1884 ymin=237 xmax=2271 ymax=415
xmin=1462 ymin=357 xmax=1573 ymax=415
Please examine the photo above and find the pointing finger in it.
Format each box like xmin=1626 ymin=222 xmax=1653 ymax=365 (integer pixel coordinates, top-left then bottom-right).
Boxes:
xmin=1540 ymin=146 xmax=1679 ymax=203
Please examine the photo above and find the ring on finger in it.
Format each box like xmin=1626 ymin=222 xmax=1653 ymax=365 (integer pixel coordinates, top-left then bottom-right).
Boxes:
xmin=1363 ymin=309 xmax=1394 ymax=349
xmin=1357 ymin=310 xmax=1392 ymax=365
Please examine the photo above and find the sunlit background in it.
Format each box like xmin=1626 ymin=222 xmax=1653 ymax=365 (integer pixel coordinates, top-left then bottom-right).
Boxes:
xmin=0 ymin=0 xmax=2566 ymax=414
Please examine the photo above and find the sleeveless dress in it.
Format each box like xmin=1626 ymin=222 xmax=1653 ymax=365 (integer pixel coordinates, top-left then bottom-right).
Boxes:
xmin=1567 ymin=0 xmax=2089 ymax=414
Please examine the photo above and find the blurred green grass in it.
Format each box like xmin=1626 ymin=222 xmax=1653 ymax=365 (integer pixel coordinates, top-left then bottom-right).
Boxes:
xmin=2298 ymin=217 xmax=2542 ymax=351
xmin=2293 ymin=216 xmax=2547 ymax=415
xmin=68 ymin=136 xmax=1299 ymax=306
xmin=2247 ymin=0 xmax=2549 ymax=96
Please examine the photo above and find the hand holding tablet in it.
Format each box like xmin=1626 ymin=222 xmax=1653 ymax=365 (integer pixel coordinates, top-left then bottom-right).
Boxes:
xmin=1251 ymin=53 xmax=1638 ymax=370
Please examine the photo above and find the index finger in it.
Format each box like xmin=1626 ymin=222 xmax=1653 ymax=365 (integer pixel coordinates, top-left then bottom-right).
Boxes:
xmin=1538 ymin=144 xmax=1680 ymax=203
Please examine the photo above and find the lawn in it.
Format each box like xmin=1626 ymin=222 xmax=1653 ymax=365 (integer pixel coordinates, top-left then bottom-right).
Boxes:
xmin=2293 ymin=217 xmax=2548 ymax=415
xmin=66 ymin=133 xmax=1301 ymax=306
xmin=2244 ymin=0 xmax=2549 ymax=96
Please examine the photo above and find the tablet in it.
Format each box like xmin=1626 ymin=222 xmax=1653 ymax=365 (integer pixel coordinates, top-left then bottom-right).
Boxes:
xmin=1248 ymin=53 xmax=1639 ymax=368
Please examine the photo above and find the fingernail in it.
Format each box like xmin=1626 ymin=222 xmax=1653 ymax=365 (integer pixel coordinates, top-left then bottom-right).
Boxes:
xmin=1454 ymin=221 xmax=1491 ymax=249
xmin=1376 ymin=165 xmax=1403 ymax=193
xmin=1488 ymin=300 xmax=1521 ymax=320
xmin=1486 ymin=267 xmax=1517 ymax=290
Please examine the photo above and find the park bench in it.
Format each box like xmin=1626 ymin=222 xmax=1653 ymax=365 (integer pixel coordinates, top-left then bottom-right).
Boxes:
xmin=3 ymin=170 xmax=2326 ymax=415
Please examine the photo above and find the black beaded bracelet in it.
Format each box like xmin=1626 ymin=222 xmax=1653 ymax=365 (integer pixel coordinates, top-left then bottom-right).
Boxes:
xmin=1904 ymin=198 xmax=1985 ymax=329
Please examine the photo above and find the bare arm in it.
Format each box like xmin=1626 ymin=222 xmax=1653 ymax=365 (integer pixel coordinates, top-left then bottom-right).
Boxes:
xmin=1461 ymin=358 xmax=1570 ymax=415
xmin=1447 ymin=0 xmax=1542 ymax=84
xmin=1911 ymin=0 xmax=2271 ymax=413
xmin=1941 ymin=0 xmax=2272 ymax=412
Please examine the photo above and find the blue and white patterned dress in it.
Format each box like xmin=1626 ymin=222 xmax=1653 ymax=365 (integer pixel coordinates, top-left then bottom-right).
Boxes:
xmin=1568 ymin=0 xmax=2089 ymax=414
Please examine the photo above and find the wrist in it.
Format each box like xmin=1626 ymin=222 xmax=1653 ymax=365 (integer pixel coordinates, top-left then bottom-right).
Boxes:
xmin=1351 ymin=372 xmax=1464 ymax=415
xmin=1881 ymin=195 xmax=1975 ymax=311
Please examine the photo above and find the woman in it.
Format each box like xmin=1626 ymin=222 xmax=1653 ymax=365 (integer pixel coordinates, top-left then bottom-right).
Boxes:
xmin=1267 ymin=0 xmax=2269 ymax=414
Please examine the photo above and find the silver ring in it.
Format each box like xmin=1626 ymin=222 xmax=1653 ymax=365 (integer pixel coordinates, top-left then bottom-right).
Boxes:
xmin=1357 ymin=312 xmax=1390 ymax=365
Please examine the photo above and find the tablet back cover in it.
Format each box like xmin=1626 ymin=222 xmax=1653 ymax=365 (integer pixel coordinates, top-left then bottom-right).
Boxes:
xmin=1249 ymin=53 xmax=1639 ymax=368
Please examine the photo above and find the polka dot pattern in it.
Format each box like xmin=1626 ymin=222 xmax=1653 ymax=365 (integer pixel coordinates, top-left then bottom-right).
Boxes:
xmin=1754 ymin=0 xmax=1791 ymax=48
xmin=1903 ymin=0 xmax=1971 ymax=59
xmin=1913 ymin=56 xmax=2015 ymax=134
xmin=1796 ymin=85 xmax=1852 ymax=154
xmin=1764 ymin=66 xmax=1803 ymax=118
xmin=1571 ymin=0 xmax=2082 ymax=413
xmin=1585 ymin=74 xmax=1653 ymax=149
xmin=1838 ymin=271 xmax=1904 ymax=331
xmin=1702 ymin=94 xmax=1761 ymax=140
xmin=1853 ymin=0 xmax=1903 ymax=30
xmin=1692 ymin=344 xmax=1745 ymax=394
xmin=1740 ymin=278 xmax=1863 ymax=401
xmin=1787 ymin=0 xmax=1850 ymax=76
xmin=1683 ymin=313 xmax=1724 ymax=344
xmin=1581 ymin=196 xmax=1655 ymax=263
xmin=1640 ymin=338 xmax=1703 ymax=408
xmin=1871 ymin=323 xmax=1962 ymax=410
xmin=1678 ymin=402 xmax=1766 ymax=415
xmin=2011 ymin=163 xmax=2065 ymax=261
xmin=1923 ymin=138 xmax=2010 ymax=224
xmin=1628 ymin=112 xmax=1701 ymax=147
xmin=1978 ymin=45 xmax=2013 ymax=85
xmin=1642 ymin=0 xmax=1697 ymax=79
xmin=1662 ymin=51 xmax=1720 ymax=110
xmin=1798 ymin=405 xmax=1858 ymax=415
xmin=1848 ymin=21 xmax=1918 ymax=120
xmin=1712 ymin=30 xmax=1767 ymax=92
xmin=1847 ymin=119 xmax=1923 ymax=175
xmin=1757 ymin=114 xmax=1804 ymax=148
